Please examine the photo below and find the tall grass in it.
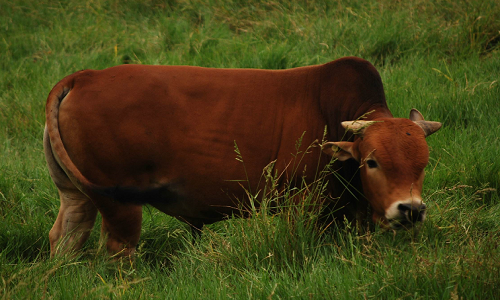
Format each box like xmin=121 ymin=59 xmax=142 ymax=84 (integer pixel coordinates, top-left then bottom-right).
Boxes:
xmin=1 ymin=0 xmax=499 ymax=298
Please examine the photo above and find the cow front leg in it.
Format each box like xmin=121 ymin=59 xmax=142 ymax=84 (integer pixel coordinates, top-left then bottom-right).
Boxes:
xmin=190 ymin=222 xmax=204 ymax=242
xmin=99 ymin=203 xmax=143 ymax=257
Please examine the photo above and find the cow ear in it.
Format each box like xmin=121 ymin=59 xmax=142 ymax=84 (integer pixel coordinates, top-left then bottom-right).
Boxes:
xmin=409 ymin=108 xmax=425 ymax=121
xmin=322 ymin=142 xmax=356 ymax=161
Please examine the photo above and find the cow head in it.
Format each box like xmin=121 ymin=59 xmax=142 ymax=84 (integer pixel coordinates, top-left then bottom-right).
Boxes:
xmin=322 ymin=109 xmax=441 ymax=228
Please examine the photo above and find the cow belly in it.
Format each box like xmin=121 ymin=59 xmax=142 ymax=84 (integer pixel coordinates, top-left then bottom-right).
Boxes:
xmin=58 ymin=107 xmax=276 ymax=218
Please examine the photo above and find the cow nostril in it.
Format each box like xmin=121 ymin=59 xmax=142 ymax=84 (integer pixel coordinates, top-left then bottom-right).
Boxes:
xmin=397 ymin=203 xmax=426 ymax=223
xmin=397 ymin=203 xmax=411 ymax=212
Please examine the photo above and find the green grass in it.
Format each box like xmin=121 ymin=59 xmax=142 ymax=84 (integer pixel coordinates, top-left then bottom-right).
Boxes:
xmin=1 ymin=0 xmax=500 ymax=298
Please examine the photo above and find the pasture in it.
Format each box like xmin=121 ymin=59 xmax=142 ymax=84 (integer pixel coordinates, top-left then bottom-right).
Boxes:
xmin=1 ymin=0 xmax=499 ymax=298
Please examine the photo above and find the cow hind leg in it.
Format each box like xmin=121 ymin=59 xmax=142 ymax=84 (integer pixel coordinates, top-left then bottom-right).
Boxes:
xmin=98 ymin=201 xmax=143 ymax=257
xmin=45 ymin=127 xmax=141 ymax=257
xmin=49 ymin=188 xmax=98 ymax=256
xmin=44 ymin=126 xmax=98 ymax=256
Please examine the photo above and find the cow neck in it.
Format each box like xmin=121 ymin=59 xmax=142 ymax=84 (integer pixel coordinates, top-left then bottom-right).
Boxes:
xmin=317 ymin=58 xmax=393 ymax=143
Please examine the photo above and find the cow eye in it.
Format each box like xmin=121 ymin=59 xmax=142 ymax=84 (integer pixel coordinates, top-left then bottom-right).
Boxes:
xmin=367 ymin=159 xmax=378 ymax=169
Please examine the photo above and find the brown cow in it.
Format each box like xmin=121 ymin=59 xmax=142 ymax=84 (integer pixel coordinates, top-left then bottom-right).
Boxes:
xmin=44 ymin=57 xmax=441 ymax=256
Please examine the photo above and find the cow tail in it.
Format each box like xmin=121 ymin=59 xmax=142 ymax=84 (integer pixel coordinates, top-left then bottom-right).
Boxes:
xmin=45 ymin=74 xmax=96 ymax=194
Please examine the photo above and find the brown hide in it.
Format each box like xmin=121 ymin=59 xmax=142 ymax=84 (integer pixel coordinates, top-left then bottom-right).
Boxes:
xmin=56 ymin=64 xmax=327 ymax=221
xmin=44 ymin=57 xmax=438 ymax=256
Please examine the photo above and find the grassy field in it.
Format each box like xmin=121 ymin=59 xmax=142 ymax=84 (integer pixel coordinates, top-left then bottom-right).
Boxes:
xmin=1 ymin=0 xmax=500 ymax=298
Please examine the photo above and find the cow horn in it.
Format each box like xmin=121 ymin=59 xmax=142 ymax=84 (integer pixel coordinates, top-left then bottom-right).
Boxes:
xmin=341 ymin=120 xmax=377 ymax=135
xmin=409 ymin=108 xmax=442 ymax=137
xmin=414 ymin=121 xmax=442 ymax=137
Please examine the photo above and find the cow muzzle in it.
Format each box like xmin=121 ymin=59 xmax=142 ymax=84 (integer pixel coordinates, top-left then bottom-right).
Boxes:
xmin=385 ymin=201 xmax=427 ymax=229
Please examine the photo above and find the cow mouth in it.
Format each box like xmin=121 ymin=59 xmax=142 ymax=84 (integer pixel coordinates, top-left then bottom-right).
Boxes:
xmin=383 ymin=201 xmax=427 ymax=229
xmin=387 ymin=210 xmax=426 ymax=229
xmin=388 ymin=218 xmax=415 ymax=229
